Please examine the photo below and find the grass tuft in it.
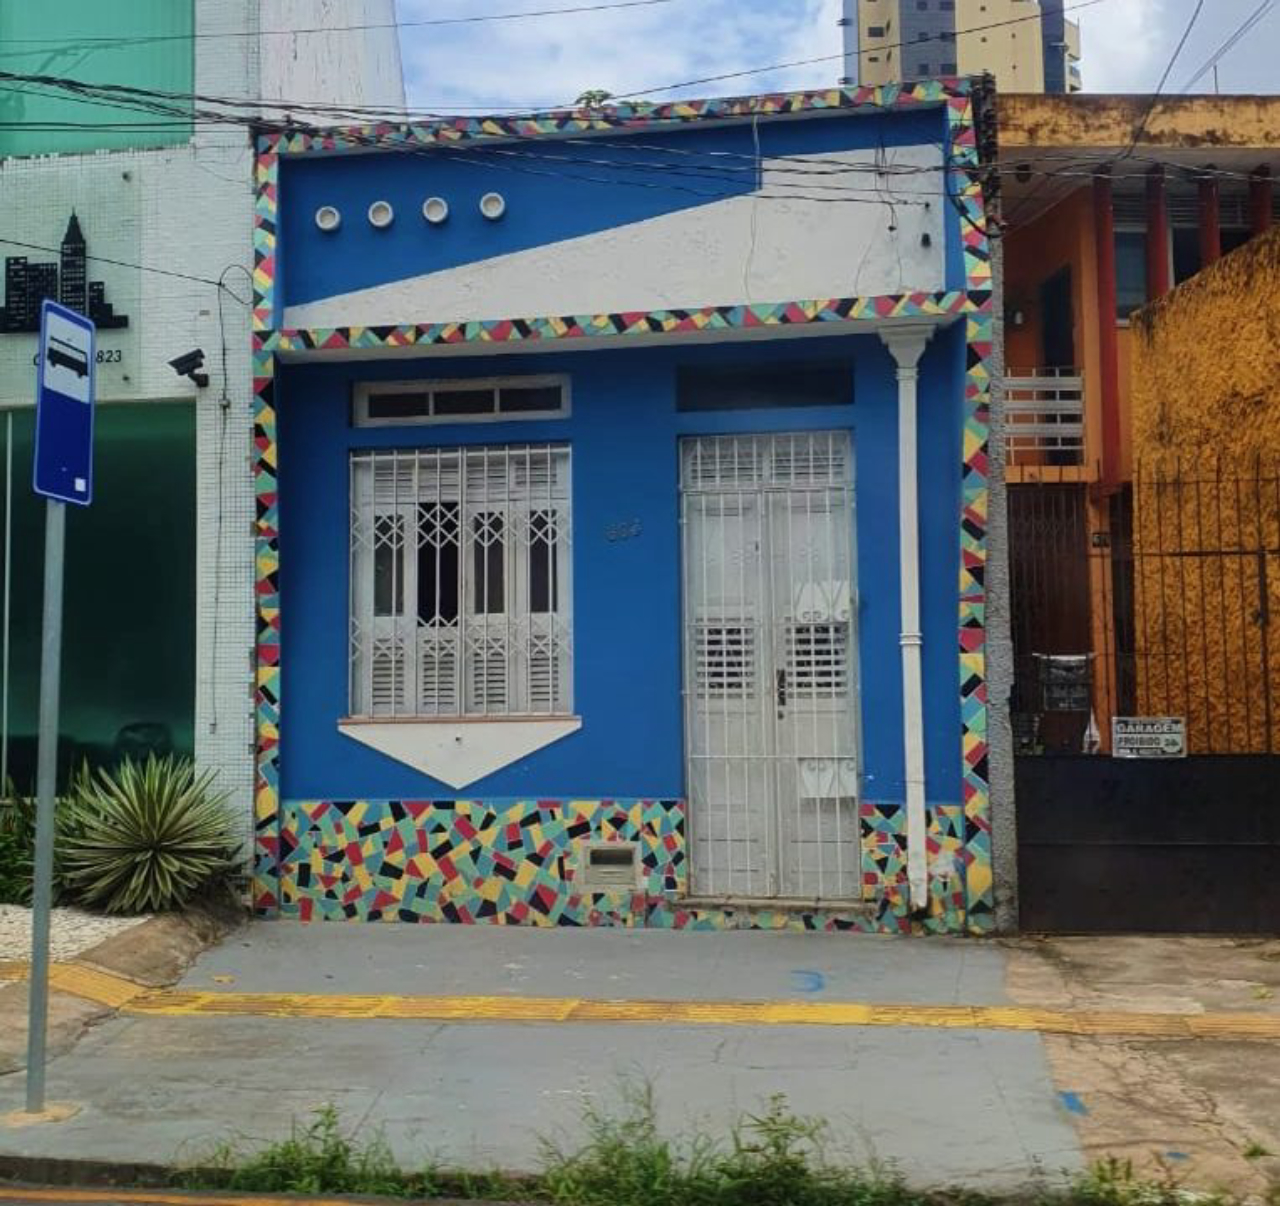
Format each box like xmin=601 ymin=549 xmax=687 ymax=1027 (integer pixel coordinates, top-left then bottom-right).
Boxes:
xmin=190 ymin=1106 xmax=427 ymax=1198
xmin=1072 ymin=1157 xmax=1230 ymax=1206
xmin=539 ymin=1084 xmax=916 ymax=1206
xmin=177 ymin=1094 xmax=1270 ymax=1206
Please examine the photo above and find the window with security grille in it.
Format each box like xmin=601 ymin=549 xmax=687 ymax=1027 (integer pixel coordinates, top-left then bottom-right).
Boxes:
xmin=349 ymin=444 xmax=572 ymax=718
xmin=352 ymin=376 xmax=568 ymax=426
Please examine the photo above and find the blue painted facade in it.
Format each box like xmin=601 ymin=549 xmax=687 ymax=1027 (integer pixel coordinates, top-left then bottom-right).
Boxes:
xmin=276 ymin=108 xmax=963 ymax=315
xmin=277 ymin=330 xmax=965 ymax=809
xmin=258 ymin=89 xmax=993 ymax=926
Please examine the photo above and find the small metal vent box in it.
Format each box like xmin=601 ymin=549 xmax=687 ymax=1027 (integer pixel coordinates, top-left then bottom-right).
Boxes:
xmin=581 ymin=843 xmax=639 ymax=889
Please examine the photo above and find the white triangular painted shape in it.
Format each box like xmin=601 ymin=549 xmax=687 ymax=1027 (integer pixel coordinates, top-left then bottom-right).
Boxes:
xmin=337 ymin=718 xmax=582 ymax=789
xmin=283 ymin=147 xmax=944 ymax=331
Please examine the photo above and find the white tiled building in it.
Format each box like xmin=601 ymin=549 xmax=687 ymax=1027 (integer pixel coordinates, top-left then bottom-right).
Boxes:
xmin=0 ymin=0 xmax=404 ymax=838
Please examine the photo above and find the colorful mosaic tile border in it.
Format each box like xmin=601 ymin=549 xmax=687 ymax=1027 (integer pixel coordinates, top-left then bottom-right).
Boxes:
xmin=279 ymin=797 xmax=971 ymax=933
xmin=251 ymin=80 xmax=978 ymax=329
xmin=278 ymin=798 xmax=684 ymax=925
xmin=250 ymin=81 xmax=995 ymax=932
xmin=258 ymin=292 xmax=984 ymax=358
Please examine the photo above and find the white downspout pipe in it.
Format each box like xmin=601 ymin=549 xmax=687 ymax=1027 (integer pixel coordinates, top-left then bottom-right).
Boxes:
xmin=883 ymin=329 xmax=933 ymax=913
xmin=839 ymin=0 xmax=859 ymax=87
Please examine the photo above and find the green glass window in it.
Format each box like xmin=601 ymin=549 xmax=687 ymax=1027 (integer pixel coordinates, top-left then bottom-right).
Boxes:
xmin=0 ymin=1 xmax=195 ymax=157
xmin=0 ymin=402 xmax=195 ymax=789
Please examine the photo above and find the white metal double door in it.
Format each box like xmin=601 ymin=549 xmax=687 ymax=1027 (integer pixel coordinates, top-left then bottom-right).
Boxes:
xmin=681 ymin=432 xmax=860 ymax=901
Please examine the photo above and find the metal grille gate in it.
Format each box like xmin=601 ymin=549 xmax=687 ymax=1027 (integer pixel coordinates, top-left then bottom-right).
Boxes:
xmin=680 ymin=432 xmax=859 ymax=900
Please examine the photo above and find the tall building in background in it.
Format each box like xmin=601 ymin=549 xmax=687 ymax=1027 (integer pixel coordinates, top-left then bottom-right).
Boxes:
xmin=855 ymin=0 xmax=1081 ymax=93
xmin=1038 ymin=1 xmax=1081 ymax=93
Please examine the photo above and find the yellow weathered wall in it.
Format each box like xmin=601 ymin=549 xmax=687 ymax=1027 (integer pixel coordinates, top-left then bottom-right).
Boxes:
xmin=1129 ymin=226 xmax=1280 ymax=752
xmin=1000 ymin=94 xmax=1280 ymax=150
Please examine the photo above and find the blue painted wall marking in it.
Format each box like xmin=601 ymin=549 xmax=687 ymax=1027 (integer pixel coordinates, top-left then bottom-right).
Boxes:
xmin=1057 ymin=1092 xmax=1089 ymax=1116
xmin=790 ymin=970 xmax=827 ymax=994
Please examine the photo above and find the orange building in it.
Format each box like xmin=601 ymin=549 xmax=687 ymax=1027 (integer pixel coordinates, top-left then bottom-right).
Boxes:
xmin=996 ymin=94 xmax=1280 ymax=752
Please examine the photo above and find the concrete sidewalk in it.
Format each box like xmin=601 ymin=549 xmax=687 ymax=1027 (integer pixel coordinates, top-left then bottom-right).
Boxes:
xmin=3 ymin=925 xmax=1279 ymax=1196
xmin=1005 ymin=935 xmax=1280 ymax=1198
xmin=0 ymin=926 xmax=1082 ymax=1191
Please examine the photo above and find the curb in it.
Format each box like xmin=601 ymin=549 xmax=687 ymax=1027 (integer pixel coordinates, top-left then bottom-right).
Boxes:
xmin=0 ymin=1156 xmax=178 ymax=1188
xmin=76 ymin=898 xmax=244 ymax=990
xmin=0 ymin=1154 xmax=539 ymax=1205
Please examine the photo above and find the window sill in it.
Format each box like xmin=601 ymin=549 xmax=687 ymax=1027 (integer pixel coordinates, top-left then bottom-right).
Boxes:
xmin=340 ymin=714 xmax=581 ymax=726
xmin=337 ymin=715 xmax=583 ymax=788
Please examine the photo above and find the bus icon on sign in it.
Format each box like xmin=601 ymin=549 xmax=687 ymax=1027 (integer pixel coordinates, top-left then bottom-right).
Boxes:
xmin=34 ymin=299 xmax=96 ymax=506
xmin=46 ymin=335 xmax=90 ymax=379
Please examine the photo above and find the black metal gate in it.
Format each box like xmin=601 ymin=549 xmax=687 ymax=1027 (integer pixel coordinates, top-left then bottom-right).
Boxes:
xmin=1011 ymin=458 xmax=1280 ymax=933
xmin=1018 ymin=756 xmax=1280 ymax=933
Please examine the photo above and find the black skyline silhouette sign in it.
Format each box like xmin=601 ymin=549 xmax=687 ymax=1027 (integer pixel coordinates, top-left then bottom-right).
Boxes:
xmin=0 ymin=214 xmax=129 ymax=334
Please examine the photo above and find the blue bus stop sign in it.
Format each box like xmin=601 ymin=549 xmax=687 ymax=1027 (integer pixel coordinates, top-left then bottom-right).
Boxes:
xmin=34 ymin=299 xmax=95 ymax=506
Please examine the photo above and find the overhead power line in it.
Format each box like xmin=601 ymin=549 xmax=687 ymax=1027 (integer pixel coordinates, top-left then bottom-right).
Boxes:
xmin=4 ymin=57 xmax=1272 ymax=193
xmin=1179 ymin=0 xmax=1276 ymax=93
xmin=0 ymin=0 xmax=1117 ymax=114
xmin=1124 ymin=0 xmax=1206 ymax=156
xmin=0 ymin=0 xmax=680 ymax=58
xmin=0 ymin=236 xmax=248 ymax=296
xmin=608 ymin=0 xmax=1117 ymax=98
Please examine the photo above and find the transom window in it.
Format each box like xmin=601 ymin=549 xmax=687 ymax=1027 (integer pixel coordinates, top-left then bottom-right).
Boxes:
xmin=349 ymin=444 xmax=572 ymax=718
xmin=353 ymin=375 xmax=568 ymax=426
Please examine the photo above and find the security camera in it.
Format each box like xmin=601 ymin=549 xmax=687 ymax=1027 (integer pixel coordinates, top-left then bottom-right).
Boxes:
xmin=169 ymin=348 xmax=209 ymax=388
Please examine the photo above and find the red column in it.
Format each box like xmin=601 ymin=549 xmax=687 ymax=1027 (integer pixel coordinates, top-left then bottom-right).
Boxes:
xmin=1093 ymin=168 xmax=1121 ymax=488
xmin=1199 ymin=170 xmax=1221 ymax=266
xmin=1250 ymin=166 xmax=1273 ymax=237
xmin=1146 ymin=166 xmax=1170 ymax=299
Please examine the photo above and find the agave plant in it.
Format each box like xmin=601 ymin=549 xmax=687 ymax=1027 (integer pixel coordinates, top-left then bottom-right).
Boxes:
xmin=0 ymin=775 xmax=84 ymax=905
xmin=63 ymin=755 xmax=240 ymax=914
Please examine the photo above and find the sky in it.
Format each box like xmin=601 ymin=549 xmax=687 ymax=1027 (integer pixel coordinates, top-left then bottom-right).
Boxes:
xmin=394 ymin=0 xmax=1278 ymax=113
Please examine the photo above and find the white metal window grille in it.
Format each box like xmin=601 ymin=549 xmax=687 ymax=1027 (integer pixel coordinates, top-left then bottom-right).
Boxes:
xmin=681 ymin=432 xmax=860 ymax=902
xmin=350 ymin=444 xmax=572 ymax=719
xmin=353 ymin=376 xmax=568 ymax=426
xmin=1005 ymin=368 xmax=1085 ymax=467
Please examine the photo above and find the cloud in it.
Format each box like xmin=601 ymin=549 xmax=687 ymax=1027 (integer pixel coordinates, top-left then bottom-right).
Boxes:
xmin=393 ymin=0 xmax=1280 ymax=112
xmin=1074 ymin=0 xmax=1279 ymax=96
xmin=395 ymin=0 xmax=844 ymax=111
xmin=1076 ymin=0 xmax=1168 ymax=92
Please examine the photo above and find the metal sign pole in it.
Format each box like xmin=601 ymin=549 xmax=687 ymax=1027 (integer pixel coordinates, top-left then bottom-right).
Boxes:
xmin=2 ymin=410 xmax=12 ymax=790
xmin=25 ymin=296 xmax=91 ymax=1117
xmin=25 ymin=498 xmax=66 ymax=1114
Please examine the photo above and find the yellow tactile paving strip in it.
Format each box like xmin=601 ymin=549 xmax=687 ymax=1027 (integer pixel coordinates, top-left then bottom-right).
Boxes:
xmin=0 ymin=961 xmax=147 ymax=1009
xmin=125 ymin=992 xmax=1280 ymax=1039
xmin=5 ymin=959 xmax=1279 ymax=1041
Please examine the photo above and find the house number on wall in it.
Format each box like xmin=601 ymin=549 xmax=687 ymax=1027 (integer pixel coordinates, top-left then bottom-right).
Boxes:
xmin=605 ymin=518 xmax=642 ymax=543
xmin=31 ymin=349 xmax=122 ymax=366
